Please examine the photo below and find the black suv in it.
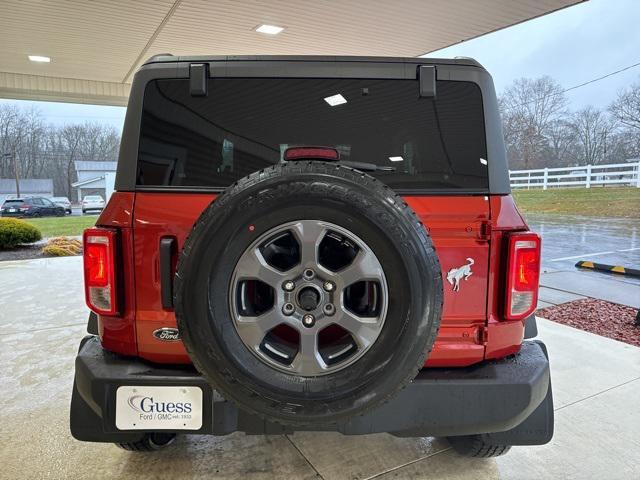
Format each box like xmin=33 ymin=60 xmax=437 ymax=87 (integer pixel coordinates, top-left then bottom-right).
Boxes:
xmin=1 ymin=197 xmax=65 ymax=217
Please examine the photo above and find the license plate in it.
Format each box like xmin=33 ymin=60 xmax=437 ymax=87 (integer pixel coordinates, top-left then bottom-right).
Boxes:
xmin=8 ymin=208 xmax=16 ymax=212
xmin=115 ymin=386 xmax=203 ymax=430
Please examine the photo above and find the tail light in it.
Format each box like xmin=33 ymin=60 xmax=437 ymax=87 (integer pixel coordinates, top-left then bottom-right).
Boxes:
xmin=83 ymin=228 xmax=119 ymax=315
xmin=504 ymin=232 xmax=541 ymax=320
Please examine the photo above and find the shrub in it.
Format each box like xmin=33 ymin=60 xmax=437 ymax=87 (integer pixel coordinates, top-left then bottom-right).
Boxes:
xmin=42 ymin=237 xmax=83 ymax=257
xmin=0 ymin=218 xmax=42 ymax=249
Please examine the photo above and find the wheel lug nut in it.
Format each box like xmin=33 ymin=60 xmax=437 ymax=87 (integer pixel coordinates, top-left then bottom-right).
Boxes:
xmin=303 ymin=269 xmax=315 ymax=280
xmin=283 ymin=281 xmax=295 ymax=292
xmin=323 ymin=281 xmax=335 ymax=292
xmin=282 ymin=303 xmax=295 ymax=315
xmin=323 ymin=304 xmax=335 ymax=316
xmin=302 ymin=314 xmax=315 ymax=327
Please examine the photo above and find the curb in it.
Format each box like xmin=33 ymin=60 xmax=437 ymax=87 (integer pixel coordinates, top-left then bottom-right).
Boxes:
xmin=575 ymin=260 xmax=640 ymax=279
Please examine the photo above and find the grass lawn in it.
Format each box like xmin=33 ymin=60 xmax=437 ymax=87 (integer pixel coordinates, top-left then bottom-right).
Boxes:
xmin=512 ymin=187 xmax=640 ymax=218
xmin=24 ymin=215 xmax=98 ymax=237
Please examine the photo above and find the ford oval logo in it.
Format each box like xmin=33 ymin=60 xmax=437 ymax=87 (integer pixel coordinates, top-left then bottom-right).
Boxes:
xmin=153 ymin=328 xmax=181 ymax=342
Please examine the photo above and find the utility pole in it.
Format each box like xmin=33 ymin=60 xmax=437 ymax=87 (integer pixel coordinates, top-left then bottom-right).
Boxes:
xmin=13 ymin=151 xmax=20 ymax=198
xmin=2 ymin=152 xmax=19 ymax=197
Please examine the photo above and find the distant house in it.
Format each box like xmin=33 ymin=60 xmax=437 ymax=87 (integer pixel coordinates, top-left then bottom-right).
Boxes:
xmin=0 ymin=178 xmax=54 ymax=204
xmin=72 ymin=161 xmax=117 ymax=201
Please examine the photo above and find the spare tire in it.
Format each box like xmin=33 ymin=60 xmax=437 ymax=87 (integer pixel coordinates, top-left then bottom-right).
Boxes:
xmin=174 ymin=162 xmax=442 ymax=426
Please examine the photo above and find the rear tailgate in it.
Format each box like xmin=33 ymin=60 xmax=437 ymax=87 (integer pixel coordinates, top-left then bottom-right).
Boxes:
xmin=125 ymin=62 xmax=506 ymax=367
xmin=407 ymin=196 xmax=490 ymax=367
xmin=132 ymin=192 xmax=492 ymax=367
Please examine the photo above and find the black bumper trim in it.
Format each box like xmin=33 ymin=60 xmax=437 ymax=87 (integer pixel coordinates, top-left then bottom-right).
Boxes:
xmin=86 ymin=312 xmax=98 ymax=335
xmin=524 ymin=314 xmax=538 ymax=339
xmin=70 ymin=336 xmax=552 ymax=443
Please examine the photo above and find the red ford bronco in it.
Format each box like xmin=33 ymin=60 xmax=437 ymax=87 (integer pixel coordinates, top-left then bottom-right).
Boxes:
xmin=70 ymin=55 xmax=552 ymax=456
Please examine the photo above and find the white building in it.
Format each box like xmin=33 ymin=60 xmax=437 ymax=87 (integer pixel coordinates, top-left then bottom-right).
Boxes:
xmin=0 ymin=178 xmax=54 ymax=204
xmin=72 ymin=161 xmax=117 ymax=202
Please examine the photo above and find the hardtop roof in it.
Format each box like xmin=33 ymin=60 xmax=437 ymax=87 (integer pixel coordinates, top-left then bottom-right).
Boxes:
xmin=142 ymin=54 xmax=484 ymax=70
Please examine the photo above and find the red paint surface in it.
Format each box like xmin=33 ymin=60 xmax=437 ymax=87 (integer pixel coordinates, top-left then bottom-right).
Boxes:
xmin=132 ymin=193 xmax=213 ymax=363
xmin=406 ymin=196 xmax=490 ymax=367
xmin=94 ymin=192 xmax=533 ymax=367
xmin=94 ymin=193 xmax=137 ymax=356
xmin=485 ymin=195 xmax=530 ymax=359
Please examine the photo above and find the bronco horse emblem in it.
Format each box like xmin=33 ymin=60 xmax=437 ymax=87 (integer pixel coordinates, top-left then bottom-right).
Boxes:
xmin=446 ymin=258 xmax=474 ymax=292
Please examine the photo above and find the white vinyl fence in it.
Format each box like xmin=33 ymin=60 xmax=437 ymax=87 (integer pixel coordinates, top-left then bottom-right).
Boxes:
xmin=509 ymin=162 xmax=640 ymax=190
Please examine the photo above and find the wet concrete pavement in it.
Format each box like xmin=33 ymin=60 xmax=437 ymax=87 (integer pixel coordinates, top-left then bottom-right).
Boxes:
xmin=1 ymin=256 xmax=640 ymax=479
xmin=539 ymin=270 xmax=640 ymax=309
xmin=526 ymin=213 xmax=640 ymax=285
xmin=525 ymin=214 xmax=640 ymax=309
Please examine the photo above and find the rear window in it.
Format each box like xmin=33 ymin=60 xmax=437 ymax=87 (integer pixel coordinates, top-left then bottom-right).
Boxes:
xmin=3 ymin=199 xmax=24 ymax=205
xmin=137 ymin=77 xmax=488 ymax=192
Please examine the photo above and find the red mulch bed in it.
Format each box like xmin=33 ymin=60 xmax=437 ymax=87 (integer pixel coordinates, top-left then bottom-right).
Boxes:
xmin=537 ymin=298 xmax=640 ymax=347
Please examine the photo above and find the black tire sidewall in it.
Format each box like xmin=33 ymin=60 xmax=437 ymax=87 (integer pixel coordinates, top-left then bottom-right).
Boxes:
xmin=175 ymin=164 xmax=442 ymax=424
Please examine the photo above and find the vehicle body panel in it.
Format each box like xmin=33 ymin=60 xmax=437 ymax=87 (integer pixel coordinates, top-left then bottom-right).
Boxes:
xmin=92 ymin=192 xmax=526 ymax=368
xmin=91 ymin=56 xmax=529 ymax=368
xmin=485 ymin=195 xmax=530 ymax=359
xmin=94 ymin=193 xmax=137 ymax=355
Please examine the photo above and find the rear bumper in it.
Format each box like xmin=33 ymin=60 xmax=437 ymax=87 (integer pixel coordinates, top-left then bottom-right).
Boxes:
xmin=71 ymin=335 xmax=553 ymax=444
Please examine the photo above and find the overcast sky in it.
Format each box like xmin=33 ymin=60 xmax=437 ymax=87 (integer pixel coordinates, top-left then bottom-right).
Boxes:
xmin=1 ymin=0 xmax=639 ymax=132
xmin=428 ymin=0 xmax=640 ymax=109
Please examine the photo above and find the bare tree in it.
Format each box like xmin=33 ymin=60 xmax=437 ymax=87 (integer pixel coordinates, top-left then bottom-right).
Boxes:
xmin=609 ymin=80 xmax=640 ymax=130
xmin=59 ymin=125 xmax=84 ymax=198
xmin=545 ymin=119 xmax=577 ymax=166
xmin=19 ymin=107 xmax=46 ymax=178
xmin=0 ymin=103 xmax=122 ymax=198
xmin=570 ymin=106 xmax=617 ymax=165
xmin=79 ymin=123 xmax=120 ymax=161
xmin=499 ymin=76 xmax=568 ymax=168
xmin=0 ymin=104 xmax=28 ymax=195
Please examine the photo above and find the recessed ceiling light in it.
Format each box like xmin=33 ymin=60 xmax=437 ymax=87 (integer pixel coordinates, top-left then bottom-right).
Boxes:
xmin=28 ymin=55 xmax=51 ymax=63
xmin=389 ymin=156 xmax=404 ymax=162
xmin=255 ymin=24 xmax=284 ymax=35
xmin=324 ymin=94 xmax=347 ymax=106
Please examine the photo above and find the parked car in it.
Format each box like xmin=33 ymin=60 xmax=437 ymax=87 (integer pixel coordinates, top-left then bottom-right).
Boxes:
xmin=81 ymin=195 xmax=105 ymax=214
xmin=51 ymin=196 xmax=72 ymax=215
xmin=1 ymin=196 xmax=65 ymax=218
xmin=71 ymin=55 xmax=551 ymax=457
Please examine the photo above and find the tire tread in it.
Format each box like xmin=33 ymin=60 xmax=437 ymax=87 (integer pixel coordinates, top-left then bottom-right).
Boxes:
xmin=447 ymin=434 xmax=512 ymax=458
xmin=175 ymin=162 xmax=444 ymax=426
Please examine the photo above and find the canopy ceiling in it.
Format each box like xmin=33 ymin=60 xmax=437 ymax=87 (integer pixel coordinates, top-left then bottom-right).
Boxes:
xmin=0 ymin=0 xmax=584 ymax=106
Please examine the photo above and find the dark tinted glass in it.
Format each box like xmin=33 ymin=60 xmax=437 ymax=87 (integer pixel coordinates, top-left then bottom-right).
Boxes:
xmin=138 ymin=77 xmax=488 ymax=192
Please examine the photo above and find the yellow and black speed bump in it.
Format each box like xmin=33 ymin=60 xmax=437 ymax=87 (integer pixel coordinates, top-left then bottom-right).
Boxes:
xmin=575 ymin=261 xmax=640 ymax=278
